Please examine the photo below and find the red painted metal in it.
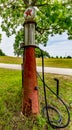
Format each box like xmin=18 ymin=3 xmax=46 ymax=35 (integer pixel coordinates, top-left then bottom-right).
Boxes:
xmin=22 ymin=47 xmax=39 ymax=116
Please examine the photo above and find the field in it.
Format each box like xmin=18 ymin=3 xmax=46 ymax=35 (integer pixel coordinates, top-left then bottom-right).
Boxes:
xmin=0 ymin=68 xmax=72 ymax=130
xmin=0 ymin=56 xmax=22 ymax=64
xmin=36 ymin=58 xmax=72 ymax=68
xmin=0 ymin=56 xmax=72 ymax=68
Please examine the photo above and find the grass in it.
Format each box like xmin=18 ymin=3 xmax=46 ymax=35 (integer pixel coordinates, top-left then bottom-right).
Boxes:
xmin=0 ymin=68 xmax=72 ymax=130
xmin=36 ymin=58 xmax=72 ymax=68
xmin=0 ymin=56 xmax=22 ymax=64
xmin=0 ymin=56 xmax=72 ymax=68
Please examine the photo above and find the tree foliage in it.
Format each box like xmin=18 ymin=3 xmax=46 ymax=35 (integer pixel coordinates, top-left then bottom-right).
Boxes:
xmin=35 ymin=48 xmax=50 ymax=58
xmin=0 ymin=49 xmax=5 ymax=56
xmin=0 ymin=0 xmax=72 ymax=55
xmin=13 ymin=28 xmax=24 ymax=56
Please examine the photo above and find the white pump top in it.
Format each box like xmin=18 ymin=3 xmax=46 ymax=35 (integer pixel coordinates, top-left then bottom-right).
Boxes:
xmin=24 ymin=7 xmax=35 ymax=20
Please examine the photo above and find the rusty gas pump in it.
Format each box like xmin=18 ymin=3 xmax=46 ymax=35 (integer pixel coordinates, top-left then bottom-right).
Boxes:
xmin=22 ymin=6 xmax=39 ymax=116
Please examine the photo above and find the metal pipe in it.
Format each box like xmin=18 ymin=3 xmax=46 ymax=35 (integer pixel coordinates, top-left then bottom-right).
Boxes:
xmin=54 ymin=78 xmax=59 ymax=98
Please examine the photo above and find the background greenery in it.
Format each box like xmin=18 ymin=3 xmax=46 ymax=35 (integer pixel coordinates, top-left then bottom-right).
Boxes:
xmin=0 ymin=0 xmax=72 ymax=56
xmin=0 ymin=56 xmax=72 ymax=68
xmin=0 ymin=49 xmax=5 ymax=56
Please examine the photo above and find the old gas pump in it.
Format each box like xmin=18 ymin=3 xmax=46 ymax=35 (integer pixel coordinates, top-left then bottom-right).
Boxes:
xmin=21 ymin=0 xmax=70 ymax=128
xmin=22 ymin=6 xmax=39 ymax=116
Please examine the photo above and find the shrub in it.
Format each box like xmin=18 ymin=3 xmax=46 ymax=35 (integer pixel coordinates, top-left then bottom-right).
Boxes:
xmin=0 ymin=49 xmax=5 ymax=56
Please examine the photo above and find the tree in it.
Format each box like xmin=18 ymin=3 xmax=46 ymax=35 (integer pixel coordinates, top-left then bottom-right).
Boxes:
xmin=67 ymin=55 xmax=72 ymax=58
xmin=0 ymin=0 xmax=72 ymax=53
xmin=35 ymin=48 xmax=50 ymax=58
xmin=13 ymin=28 xmax=24 ymax=56
xmin=56 ymin=56 xmax=58 ymax=58
xmin=60 ymin=56 xmax=62 ymax=58
xmin=0 ymin=49 xmax=5 ymax=56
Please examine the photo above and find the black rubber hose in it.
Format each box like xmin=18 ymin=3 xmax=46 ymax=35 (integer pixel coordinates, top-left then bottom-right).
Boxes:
xmin=42 ymin=105 xmax=62 ymax=124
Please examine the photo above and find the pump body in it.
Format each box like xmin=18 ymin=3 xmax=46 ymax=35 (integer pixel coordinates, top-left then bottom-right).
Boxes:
xmin=22 ymin=7 xmax=39 ymax=116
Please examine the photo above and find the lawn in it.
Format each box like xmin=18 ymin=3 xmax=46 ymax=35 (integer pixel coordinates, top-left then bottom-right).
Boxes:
xmin=0 ymin=68 xmax=72 ymax=130
xmin=0 ymin=56 xmax=72 ymax=68
xmin=36 ymin=58 xmax=72 ymax=68
xmin=0 ymin=56 xmax=22 ymax=64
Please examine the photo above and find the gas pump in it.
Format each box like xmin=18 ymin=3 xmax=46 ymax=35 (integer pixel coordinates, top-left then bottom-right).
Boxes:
xmin=22 ymin=6 xmax=39 ymax=116
xmin=21 ymin=0 xmax=70 ymax=129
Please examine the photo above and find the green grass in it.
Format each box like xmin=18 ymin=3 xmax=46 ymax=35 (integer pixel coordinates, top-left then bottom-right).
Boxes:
xmin=0 ymin=56 xmax=22 ymax=64
xmin=0 ymin=56 xmax=72 ymax=68
xmin=36 ymin=58 xmax=72 ymax=68
xmin=0 ymin=68 xmax=72 ymax=130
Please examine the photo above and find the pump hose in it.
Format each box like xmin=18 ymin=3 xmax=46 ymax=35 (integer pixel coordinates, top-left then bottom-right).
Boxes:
xmin=23 ymin=45 xmax=70 ymax=129
xmin=37 ymin=72 xmax=70 ymax=128
xmin=37 ymin=47 xmax=70 ymax=129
